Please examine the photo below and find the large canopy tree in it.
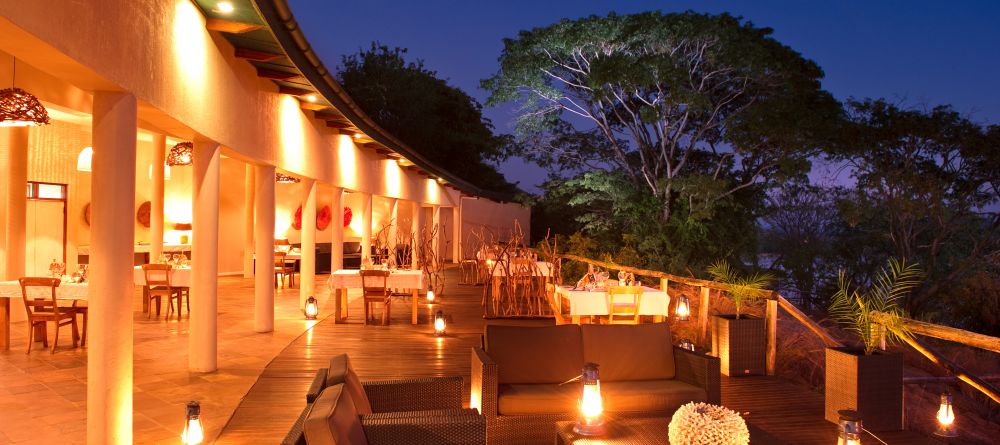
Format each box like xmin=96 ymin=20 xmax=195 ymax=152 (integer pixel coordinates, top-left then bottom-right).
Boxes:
xmin=483 ymin=12 xmax=840 ymax=223
xmin=338 ymin=43 xmax=519 ymax=195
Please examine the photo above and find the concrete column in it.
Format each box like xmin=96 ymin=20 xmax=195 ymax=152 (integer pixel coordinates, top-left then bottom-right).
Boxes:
xmin=254 ymin=165 xmax=275 ymax=332
xmin=0 ymin=127 xmax=27 ymax=280
xmin=387 ymin=198 xmax=398 ymax=265
xmin=412 ymin=202 xmax=424 ymax=268
xmin=190 ymin=141 xmax=220 ymax=372
xmin=361 ymin=193 xmax=372 ymax=266
xmin=87 ymin=91 xmax=136 ymax=445
xmin=432 ymin=205 xmax=441 ymax=267
xmin=243 ymin=164 xmax=255 ymax=278
xmin=149 ymin=134 xmax=166 ymax=262
xmin=330 ymin=187 xmax=344 ymax=271
xmin=452 ymin=204 xmax=461 ymax=263
xmin=300 ymin=178 xmax=317 ymax=307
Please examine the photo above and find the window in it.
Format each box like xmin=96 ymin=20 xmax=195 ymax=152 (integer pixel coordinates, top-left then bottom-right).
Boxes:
xmin=27 ymin=182 xmax=67 ymax=200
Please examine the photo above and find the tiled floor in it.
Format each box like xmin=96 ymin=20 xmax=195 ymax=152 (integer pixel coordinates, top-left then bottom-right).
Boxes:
xmin=0 ymin=275 xmax=339 ymax=444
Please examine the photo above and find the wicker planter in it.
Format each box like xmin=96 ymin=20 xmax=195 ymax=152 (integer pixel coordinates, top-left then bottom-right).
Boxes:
xmin=711 ymin=315 xmax=766 ymax=376
xmin=824 ymin=347 xmax=903 ymax=431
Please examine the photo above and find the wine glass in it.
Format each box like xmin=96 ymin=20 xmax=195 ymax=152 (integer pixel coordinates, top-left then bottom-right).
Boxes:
xmin=618 ymin=271 xmax=627 ymax=286
xmin=171 ymin=254 xmax=180 ymax=265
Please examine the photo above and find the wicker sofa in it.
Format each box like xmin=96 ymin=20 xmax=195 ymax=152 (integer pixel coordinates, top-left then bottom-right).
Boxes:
xmin=283 ymin=354 xmax=486 ymax=445
xmin=471 ymin=323 xmax=720 ymax=444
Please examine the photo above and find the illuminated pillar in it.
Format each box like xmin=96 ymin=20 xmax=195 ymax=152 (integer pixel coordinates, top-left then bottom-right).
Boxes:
xmin=432 ymin=205 xmax=441 ymax=267
xmin=190 ymin=141 xmax=220 ymax=372
xmin=412 ymin=202 xmax=424 ymax=268
xmin=150 ymin=133 xmax=166 ymax=262
xmin=88 ymin=91 xmax=136 ymax=445
xmin=361 ymin=193 xmax=372 ymax=265
xmin=254 ymin=165 xmax=275 ymax=332
xmin=0 ymin=127 xmax=27 ymax=281
xmin=452 ymin=205 xmax=461 ymax=263
xmin=387 ymin=198 xmax=398 ymax=264
xmin=300 ymin=178 xmax=317 ymax=307
xmin=330 ymin=187 xmax=344 ymax=271
xmin=243 ymin=164 xmax=255 ymax=278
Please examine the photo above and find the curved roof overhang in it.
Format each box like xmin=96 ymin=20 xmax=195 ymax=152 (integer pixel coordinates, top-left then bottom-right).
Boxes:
xmin=189 ymin=0 xmax=515 ymax=203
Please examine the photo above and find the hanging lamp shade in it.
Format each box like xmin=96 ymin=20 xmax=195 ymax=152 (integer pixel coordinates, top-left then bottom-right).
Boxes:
xmin=77 ymin=146 xmax=93 ymax=172
xmin=167 ymin=142 xmax=193 ymax=166
xmin=275 ymin=172 xmax=300 ymax=183
xmin=0 ymin=87 xmax=50 ymax=127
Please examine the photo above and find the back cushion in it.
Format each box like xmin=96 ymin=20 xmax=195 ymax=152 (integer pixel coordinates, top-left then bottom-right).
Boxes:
xmin=486 ymin=324 xmax=583 ymax=384
xmin=581 ymin=323 xmax=675 ymax=381
xmin=303 ymin=384 xmax=369 ymax=445
xmin=326 ymin=354 xmax=373 ymax=414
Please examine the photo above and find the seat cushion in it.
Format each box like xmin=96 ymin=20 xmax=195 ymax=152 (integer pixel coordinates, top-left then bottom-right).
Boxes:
xmin=497 ymin=383 xmax=579 ymax=415
xmin=326 ymin=354 xmax=373 ymax=414
xmin=602 ymin=379 xmax=707 ymax=413
xmin=486 ymin=324 xmax=583 ymax=384
xmin=581 ymin=323 xmax=676 ymax=381
xmin=303 ymin=384 xmax=369 ymax=445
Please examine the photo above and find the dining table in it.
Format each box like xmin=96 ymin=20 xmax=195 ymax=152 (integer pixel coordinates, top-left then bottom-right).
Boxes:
xmin=555 ymin=284 xmax=670 ymax=324
xmin=133 ymin=265 xmax=192 ymax=313
xmin=0 ymin=279 xmax=88 ymax=350
xmin=327 ymin=269 xmax=424 ymax=324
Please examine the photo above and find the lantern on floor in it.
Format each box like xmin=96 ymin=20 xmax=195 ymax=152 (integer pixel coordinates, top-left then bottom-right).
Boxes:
xmin=836 ymin=410 xmax=862 ymax=445
xmin=934 ymin=392 xmax=957 ymax=437
xmin=304 ymin=296 xmax=319 ymax=320
xmin=675 ymin=295 xmax=691 ymax=321
xmin=574 ymin=362 xmax=606 ymax=436
xmin=433 ymin=310 xmax=446 ymax=336
xmin=427 ymin=290 xmax=435 ymax=303
xmin=181 ymin=401 xmax=204 ymax=445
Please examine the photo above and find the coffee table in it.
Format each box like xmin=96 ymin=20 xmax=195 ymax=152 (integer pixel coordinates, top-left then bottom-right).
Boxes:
xmin=555 ymin=417 xmax=780 ymax=444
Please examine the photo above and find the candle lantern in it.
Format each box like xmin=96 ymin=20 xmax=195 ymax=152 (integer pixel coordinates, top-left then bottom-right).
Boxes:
xmin=181 ymin=401 xmax=204 ymax=445
xmin=675 ymin=295 xmax=691 ymax=321
xmin=433 ymin=310 xmax=446 ymax=336
xmin=934 ymin=392 xmax=958 ymax=437
xmin=573 ymin=362 xmax=606 ymax=436
xmin=836 ymin=409 xmax=862 ymax=445
xmin=427 ymin=290 xmax=436 ymax=303
xmin=304 ymin=296 xmax=319 ymax=320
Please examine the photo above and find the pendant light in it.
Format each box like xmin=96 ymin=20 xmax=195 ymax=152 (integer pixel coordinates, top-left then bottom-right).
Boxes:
xmin=275 ymin=172 xmax=300 ymax=183
xmin=0 ymin=56 xmax=50 ymax=127
xmin=167 ymin=141 xmax=193 ymax=166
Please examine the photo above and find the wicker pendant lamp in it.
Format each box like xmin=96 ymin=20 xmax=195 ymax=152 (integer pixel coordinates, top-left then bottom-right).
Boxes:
xmin=167 ymin=141 xmax=193 ymax=166
xmin=275 ymin=172 xmax=300 ymax=183
xmin=0 ymin=57 xmax=50 ymax=127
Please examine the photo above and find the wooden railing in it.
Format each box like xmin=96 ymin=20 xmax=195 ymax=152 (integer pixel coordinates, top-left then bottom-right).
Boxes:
xmin=557 ymin=253 xmax=1000 ymax=405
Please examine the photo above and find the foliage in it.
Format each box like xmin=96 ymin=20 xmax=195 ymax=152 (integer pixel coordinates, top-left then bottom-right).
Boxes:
xmin=338 ymin=43 xmax=519 ymax=195
xmin=828 ymin=258 xmax=920 ymax=355
xmin=706 ymin=260 xmax=774 ymax=318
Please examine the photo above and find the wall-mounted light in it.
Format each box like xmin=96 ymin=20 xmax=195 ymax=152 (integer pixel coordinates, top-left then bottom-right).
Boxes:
xmin=77 ymin=146 xmax=93 ymax=172
xmin=167 ymin=142 xmax=193 ymax=166
xmin=181 ymin=401 xmax=204 ymax=444
xmin=675 ymin=295 xmax=690 ymax=322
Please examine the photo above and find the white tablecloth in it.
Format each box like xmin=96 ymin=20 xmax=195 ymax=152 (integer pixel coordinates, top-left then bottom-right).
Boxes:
xmin=0 ymin=280 xmax=89 ymax=301
xmin=327 ymin=269 xmax=424 ymax=290
xmin=555 ymin=285 xmax=669 ymax=316
xmin=133 ymin=266 xmax=192 ymax=287
xmin=253 ymin=251 xmax=302 ymax=260
xmin=489 ymin=261 xmax=553 ymax=277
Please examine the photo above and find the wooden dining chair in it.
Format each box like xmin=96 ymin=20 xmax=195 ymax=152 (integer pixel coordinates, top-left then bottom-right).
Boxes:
xmin=19 ymin=277 xmax=80 ymax=353
xmin=360 ymin=269 xmax=391 ymax=325
xmin=274 ymin=251 xmax=297 ymax=288
xmin=607 ymin=285 xmax=644 ymax=325
xmin=142 ymin=264 xmax=185 ymax=319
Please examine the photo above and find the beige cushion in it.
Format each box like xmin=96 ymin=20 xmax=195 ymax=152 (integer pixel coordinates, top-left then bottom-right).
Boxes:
xmin=486 ymin=324 xmax=583 ymax=384
xmin=326 ymin=354 xmax=373 ymax=414
xmin=303 ymin=384 xmax=369 ymax=445
xmin=581 ymin=323 xmax=676 ymax=381
xmin=497 ymin=383 xmax=579 ymax=415
xmin=602 ymin=380 xmax=706 ymax=413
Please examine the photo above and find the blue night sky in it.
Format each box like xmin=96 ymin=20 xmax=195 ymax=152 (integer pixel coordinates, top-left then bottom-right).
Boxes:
xmin=288 ymin=0 xmax=1000 ymax=193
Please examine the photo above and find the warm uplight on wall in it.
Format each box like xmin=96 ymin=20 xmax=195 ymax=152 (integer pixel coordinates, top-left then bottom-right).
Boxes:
xmin=172 ymin=1 xmax=207 ymax=98
xmin=77 ymin=146 xmax=92 ymax=172
xmin=214 ymin=1 xmax=234 ymax=14
xmin=181 ymin=401 xmax=204 ymax=445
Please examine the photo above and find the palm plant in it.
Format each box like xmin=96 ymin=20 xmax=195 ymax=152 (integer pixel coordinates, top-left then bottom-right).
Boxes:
xmin=706 ymin=260 xmax=774 ymax=319
xmin=828 ymin=258 xmax=919 ymax=355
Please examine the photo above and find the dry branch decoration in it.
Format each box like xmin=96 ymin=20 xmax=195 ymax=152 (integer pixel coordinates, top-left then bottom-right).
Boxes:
xmin=668 ymin=402 xmax=749 ymax=445
xmin=475 ymin=220 xmax=550 ymax=318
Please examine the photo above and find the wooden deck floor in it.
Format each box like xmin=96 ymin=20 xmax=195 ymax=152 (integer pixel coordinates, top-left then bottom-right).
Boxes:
xmin=216 ymin=266 xmax=939 ymax=445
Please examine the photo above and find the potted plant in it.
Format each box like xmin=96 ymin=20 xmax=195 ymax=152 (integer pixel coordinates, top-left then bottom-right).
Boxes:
xmin=825 ymin=258 xmax=918 ymax=431
xmin=706 ymin=261 xmax=774 ymax=376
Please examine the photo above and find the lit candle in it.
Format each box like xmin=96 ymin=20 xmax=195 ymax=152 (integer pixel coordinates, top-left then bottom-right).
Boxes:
xmin=433 ymin=310 xmax=446 ymax=336
xmin=181 ymin=401 xmax=204 ymax=445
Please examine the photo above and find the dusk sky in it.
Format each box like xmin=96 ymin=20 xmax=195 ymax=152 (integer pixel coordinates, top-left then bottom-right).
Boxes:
xmin=289 ymin=0 xmax=1000 ymax=193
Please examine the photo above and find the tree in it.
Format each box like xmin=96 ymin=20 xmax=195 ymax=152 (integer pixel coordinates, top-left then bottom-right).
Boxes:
xmin=483 ymin=11 xmax=840 ymax=223
xmin=338 ymin=43 xmax=519 ymax=195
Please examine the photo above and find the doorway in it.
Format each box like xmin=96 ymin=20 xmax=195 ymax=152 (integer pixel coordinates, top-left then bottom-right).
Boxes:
xmin=25 ymin=182 xmax=68 ymax=276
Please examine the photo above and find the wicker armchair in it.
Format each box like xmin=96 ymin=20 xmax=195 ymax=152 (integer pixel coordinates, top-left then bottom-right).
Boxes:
xmin=283 ymin=355 xmax=485 ymax=445
xmin=471 ymin=324 xmax=720 ymax=444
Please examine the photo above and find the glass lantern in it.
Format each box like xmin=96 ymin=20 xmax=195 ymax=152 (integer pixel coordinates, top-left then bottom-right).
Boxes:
xmin=675 ymin=295 xmax=691 ymax=322
xmin=836 ymin=409 xmax=862 ymax=445
xmin=181 ymin=401 xmax=204 ymax=445
xmin=934 ymin=392 xmax=958 ymax=437
xmin=304 ymin=296 xmax=319 ymax=320
xmin=573 ymin=362 xmax=606 ymax=436
xmin=433 ymin=310 xmax=446 ymax=336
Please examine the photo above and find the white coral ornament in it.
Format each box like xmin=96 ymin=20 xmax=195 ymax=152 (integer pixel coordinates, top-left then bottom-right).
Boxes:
xmin=668 ymin=402 xmax=750 ymax=445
